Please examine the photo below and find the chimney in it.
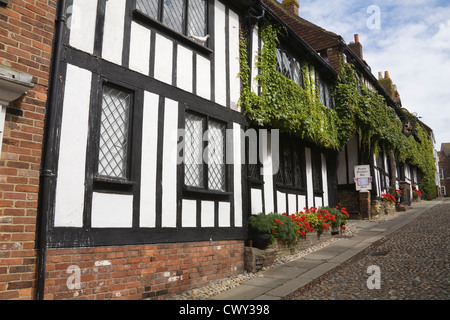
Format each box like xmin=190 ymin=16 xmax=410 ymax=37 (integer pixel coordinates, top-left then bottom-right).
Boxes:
xmin=281 ymin=0 xmax=300 ymax=16
xmin=385 ymin=70 xmax=390 ymax=79
xmin=348 ymin=34 xmax=363 ymax=60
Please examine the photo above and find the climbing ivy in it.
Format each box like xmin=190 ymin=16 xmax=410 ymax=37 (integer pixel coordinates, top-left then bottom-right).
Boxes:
xmin=239 ymin=23 xmax=340 ymax=150
xmin=239 ymin=23 xmax=436 ymax=199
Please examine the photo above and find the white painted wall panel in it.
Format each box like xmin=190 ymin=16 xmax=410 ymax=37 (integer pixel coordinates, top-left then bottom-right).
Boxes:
xmin=277 ymin=191 xmax=286 ymax=214
xmin=218 ymin=202 xmax=231 ymax=227
xmin=251 ymin=188 xmax=263 ymax=215
xmin=315 ymin=196 xmax=323 ymax=208
xmin=154 ymin=34 xmax=173 ymax=85
xmin=140 ymin=92 xmax=159 ymax=228
xmin=262 ymin=131 xmax=274 ymax=213
xmin=69 ymin=0 xmax=98 ymax=54
xmin=233 ymin=123 xmax=243 ymax=227
xmin=129 ymin=22 xmax=151 ymax=75
xmin=251 ymin=25 xmax=259 ymax=94
xmin=214 ymin=1 xmax=227 ymax=106
xmin=321 ymin=153 xmax=329 ymax=207
xmin=161 ymin=99 xmax=178 ymax=227
xmin=102 ymin=0 xmax=126 ymax=65
xmin=305 ymin=147 xmax=314 ymax=208
xmin=182 ymin=199 xmax=197 ymax=227
xmin=91 ymin=192 xmax=133 ymax=228
xmin=176 ymin=45 xmax=193 ymax=93
xmin=288 ymin=193 xmax=296 ymax=214
xmin=298 ymin=195 xmax=306 ymax=212
xmin=196 ymin=54 xmax=211 ymax=100
xmin=201 ymin=201 xmax=215 ymax=227
xmin=54 ymin=65 xmax=92 ymax=227
xmin=228 ymin=9 xmax=240 ymax=111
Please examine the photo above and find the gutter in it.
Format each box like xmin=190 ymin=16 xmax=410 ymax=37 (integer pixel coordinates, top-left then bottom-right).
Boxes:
xmin=35 ymin=0 xmax=66 ymax=300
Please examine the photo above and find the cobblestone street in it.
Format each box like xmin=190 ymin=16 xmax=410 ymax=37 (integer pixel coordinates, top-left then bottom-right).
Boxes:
xmin=284 ymin=199 xmax=450 ymax=300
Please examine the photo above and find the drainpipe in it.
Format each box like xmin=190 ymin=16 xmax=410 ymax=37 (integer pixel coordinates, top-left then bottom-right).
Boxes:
xmin=35 ymin=0 xmax=67 ymax=300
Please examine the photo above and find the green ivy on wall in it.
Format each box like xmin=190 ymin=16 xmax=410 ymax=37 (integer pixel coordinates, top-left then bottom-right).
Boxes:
xmin=239 ymin=23 xmax=437 ymax=199
xmin=239 ymin=23 xmax=340 ymax=150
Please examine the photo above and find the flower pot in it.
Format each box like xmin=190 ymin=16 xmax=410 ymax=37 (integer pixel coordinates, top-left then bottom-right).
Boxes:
xmin=252 ymin=232 xmax=271 ymax=250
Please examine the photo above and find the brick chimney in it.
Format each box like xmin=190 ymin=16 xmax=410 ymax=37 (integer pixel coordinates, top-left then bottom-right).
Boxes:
xmin=281 ymin=0 xmax=300 ymax=16
xmin=348 ymin=34 xmax=363 ymax=60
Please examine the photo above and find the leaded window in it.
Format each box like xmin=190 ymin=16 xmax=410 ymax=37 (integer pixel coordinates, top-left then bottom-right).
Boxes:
xmin=184 ymin=111 xmax=226 ymax=192
xmin=136 ymin=0 xmax=208 ymax=40
xmin=311 ymin=149 xmax=323 ymax=194
xmin=276 ymin=47 xmax=302 ymax=87
xmin=97 ymin=85 xmax=132 ymax=180
xmin=275 ymin=135 xmax=305 ymax=189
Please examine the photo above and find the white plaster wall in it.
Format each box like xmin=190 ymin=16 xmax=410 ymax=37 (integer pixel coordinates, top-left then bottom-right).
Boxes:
xmin=233 ymin=123 xmax=243 ymax=227
xmin=54 ymin=64 xmax=92 ymax=227
xmin=102 ymin=0 xmax=126 ymax=65
xmin=262 ymin=132 xmax=274 ymax=213
xmin=298 ymin=195 xmax=306 ymax=211
xmin=277 ymin=191 xmax=286 ymax=214
xmin=182 ymin=199 xmax=197 ymax=227
xmin=251 ymin=25 xmax=259 ymax=94
xmin=140 ymin=92 xmax=159 ymax=228
xmin=161 ymin=98 xmax=178 ymax=227
xmin=129 ymin=22 xmax=151 ymax=75
xmin=69 ymin=0 xmax=98 ymax=54
xmin=218 ymin=202 xmax=231 ymax=227
xmin=288 ymin=193 xmax=296 ymax=214
xmin=214 ymin=0 xmax=227 ymax=106
xmin=176 ymin=45 xmax=193 ymax=93
xmin=154 ymin=34 xmax=173 ymax=85
xmin=305 ymin=147 xmax=314 ymax=208
xmin=315 ymin=196 xmax=323 ymax=208
xmin=91 ymin=192 xmax=133 ymax=228
xmin=228 ymin=9 xmax=240 ymax=111
xmin=196 ymin=54 xmax=211 ymax=100
xmin=321 ymin=153 xmax=329 ymax=207
xmin=251 ymin=188 xmax=263 ymax=215
xmin=201 ymin=201 xmax=215 ymax=227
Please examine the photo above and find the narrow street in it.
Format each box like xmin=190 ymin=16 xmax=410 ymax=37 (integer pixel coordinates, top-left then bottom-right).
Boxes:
xmin=284 ymin=199 xmax=450 ymax=300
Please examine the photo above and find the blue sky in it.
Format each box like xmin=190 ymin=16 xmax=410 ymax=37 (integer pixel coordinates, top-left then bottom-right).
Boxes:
xmin=277 ymin=0 xmax=450 ymax=149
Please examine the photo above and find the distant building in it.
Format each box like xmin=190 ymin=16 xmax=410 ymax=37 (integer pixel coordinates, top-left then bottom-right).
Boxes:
xmin=438 ymin=143 xmax=450 ymax=196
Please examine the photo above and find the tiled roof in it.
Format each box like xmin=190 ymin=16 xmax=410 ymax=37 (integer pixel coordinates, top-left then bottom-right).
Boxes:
xmin=261 ymin=0 xmax=343 ymax=51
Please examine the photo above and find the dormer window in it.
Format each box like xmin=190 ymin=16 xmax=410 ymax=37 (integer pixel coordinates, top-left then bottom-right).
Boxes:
xmin=136 ymin=0 xmax=208 ymax=40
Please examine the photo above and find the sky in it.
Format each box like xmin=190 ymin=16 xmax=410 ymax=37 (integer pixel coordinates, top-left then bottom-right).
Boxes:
xmin=277 ymin=0 xmax=450 ymax=150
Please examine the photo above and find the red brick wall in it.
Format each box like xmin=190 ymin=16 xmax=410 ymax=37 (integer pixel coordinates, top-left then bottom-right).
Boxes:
xmin=43 ymin=241 xmax=244 ymax=300
xmin=0 ymin=0 xmax=56 ymax=300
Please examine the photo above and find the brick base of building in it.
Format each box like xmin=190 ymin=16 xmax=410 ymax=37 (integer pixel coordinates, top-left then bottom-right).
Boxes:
xmin=42 ymin=240 xmax=244 ymax=300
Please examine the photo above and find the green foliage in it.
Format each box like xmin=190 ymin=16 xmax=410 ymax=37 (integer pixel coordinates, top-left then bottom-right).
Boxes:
xmin=239 ymin=23 xmax=340 ymax=150
xmin=239 ymin=23 xmax=437 ymax=200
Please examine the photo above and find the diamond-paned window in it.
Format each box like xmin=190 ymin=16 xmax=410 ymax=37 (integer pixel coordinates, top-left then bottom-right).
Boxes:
xmin=98 ymin=86 xmax=132 ymax=179
xmin=136 ymin=0 xmax=208 ymax=44
xmin=207 ymin=120 xmax=226 ymax=191
xmin=276 ymin=47 xmax=302 ymax=87
xmin=185 ymin=112 xmax=204 ymax=188
xmin=275 ymin=135 xmax=305 ymax=189
xmin=184 ymin=111 xmax=226 ymax=192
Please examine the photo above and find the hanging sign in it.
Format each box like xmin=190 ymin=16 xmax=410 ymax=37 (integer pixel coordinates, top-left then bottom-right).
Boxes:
xmin=354 ymin=165 xmax=372 ymax=191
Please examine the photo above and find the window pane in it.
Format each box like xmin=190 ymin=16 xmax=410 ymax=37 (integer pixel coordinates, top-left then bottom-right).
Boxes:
xmin=283 ymin=146 xmax=293 ymax=186
xmin=136 ymin=0 xmax=159 ymax=20
xmin=98 ymin=86 xmax=131 ymax=178
xmin=293 ymin=59 xmax=302 ymax=87
xmin=188 ymin=0 xmax=207 ymax=37
xmin=293 ymin=148 xmax=304 ymax=188
xmin=163 ymin=0 xmax=184 ymax=34
xmin=185 ymin=112 xmax=204 ymax=188
xmin=207 ymin=120 xmax=226 ymax=191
